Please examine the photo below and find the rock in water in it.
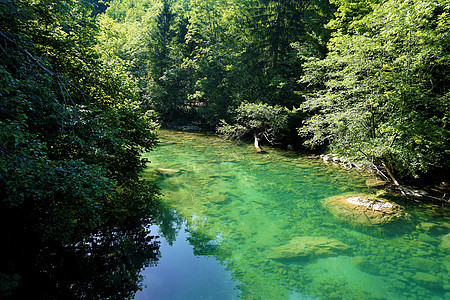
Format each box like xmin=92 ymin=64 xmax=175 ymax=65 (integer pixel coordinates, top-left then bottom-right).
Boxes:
xmin=440 ymin=233 xmax=450 ymax=250
xmin=365 ymin=178 xmax=388 ymax=187
xmin=412 ymin=272 xmax=442 ymax=289
xmin=154 ymin=168 xmax=181 ymax=176
xmin=269 ymin=236 xmax=350 ymax=261
xmin=322 ymin=194 xmax=406 ymax=227
xmin=352 ymin=256 xmax=380 ymax=275
xmin=408 ymin=257 xmax=440 ymax=272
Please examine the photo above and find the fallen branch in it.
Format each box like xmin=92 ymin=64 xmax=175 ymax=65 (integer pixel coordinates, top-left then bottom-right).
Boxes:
xmin=369 ymin=162 xmax=391 ymax=182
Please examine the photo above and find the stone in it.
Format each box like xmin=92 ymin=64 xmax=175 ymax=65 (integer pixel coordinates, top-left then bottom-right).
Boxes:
xmin=154 ymin=168 xmax=181 ymax=176
xmin=365 ymin=178 xmax=388 ymax=188
xmin=444 ymin=260 xmax=450 ymax=273
xmin=415 ymin=250 xmax=429 ymax=256
xmin=352 ymin=256 xmax=380 ymax=275
xmin=268 ymin=236 xmax=350 ymax=261
xmin=403 ymin=271 xmax=413 ymax=278
xmin=322 ymin=154 xmax=333 ymax=163
xmin=391 ymin=280 xmax=406 ymax=289
xmin=440 ymin=233 xmax=450 ymax=250
xmin=412 ymin=272 xmax=442 ymax=289
xmin=417 ymin=222 xmax=448 ymax=235
xmin=408 ymin=257 xmax=440 ymax=272
xmin=418 ymin=222 xmax=437 ymax=231
xmin=208 ymin=193 xmax=231 ymax=205
xmin=418 ymin=233 xmax=437 ymax=243
xmin=322 ymin=194 xmax=406 ymax=227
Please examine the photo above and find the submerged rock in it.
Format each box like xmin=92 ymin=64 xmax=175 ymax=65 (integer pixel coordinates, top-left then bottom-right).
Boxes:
xmin=408 ymin=257 xmax=440 ymax=272
xmin=269 ymin=236 xmax=350 ymax=261
xmin=411 ymin=272 xmax=442 ymax=289
xmin=154 ymin=168 xmax=182 ymax=176
xmin=440 ymin=233 xmax=450 ymax=250
xmin=322 ymin=194 xmax=406 ymax=227
xmin=418 ymin=233 xmax=437 ymax=243
xmin=365 ymin=178 xmax=388 ymax=188
xmin=417 ymin=222 xmax=449 ymax=235
xmin=352 ymin=256 xmax=380 ymax=275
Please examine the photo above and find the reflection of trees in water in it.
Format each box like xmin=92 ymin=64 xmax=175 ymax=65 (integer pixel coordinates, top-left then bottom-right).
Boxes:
xmin=187 ymin=230 xmax=220 ymax=257
xmin=2 ymin=218 xmax=160 ymax=300
xmin=0 ymin=197 xmax=193 ymax=299
xmin=155 ymin=203 xmax=183 ymax=246
xmin=156 ymin=202 xmax=222 ymax=257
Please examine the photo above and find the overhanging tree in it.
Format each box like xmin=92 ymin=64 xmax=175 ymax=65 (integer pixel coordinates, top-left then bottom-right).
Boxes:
xmin=300 ymin=0 xmax=450 ymax=180
xmin=0 ymin=0 xmax=161 ymax=296
xmin=217 ymin=102 xmax=292 ymax=152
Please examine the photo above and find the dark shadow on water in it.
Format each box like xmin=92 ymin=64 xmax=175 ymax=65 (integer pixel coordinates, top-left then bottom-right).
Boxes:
xmin=1 ymin=217 xmax=161 ymax=300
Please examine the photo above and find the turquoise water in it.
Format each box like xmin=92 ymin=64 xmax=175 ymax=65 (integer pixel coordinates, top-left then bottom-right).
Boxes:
xmin=137 ymin=130 xmax=449 ymax=299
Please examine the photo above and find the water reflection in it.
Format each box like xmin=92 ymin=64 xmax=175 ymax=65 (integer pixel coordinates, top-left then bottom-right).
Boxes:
xmin=134 ymin=212 xmax=240 ymax=300
xmin=1 ymin=218 xmax=160 ymax=299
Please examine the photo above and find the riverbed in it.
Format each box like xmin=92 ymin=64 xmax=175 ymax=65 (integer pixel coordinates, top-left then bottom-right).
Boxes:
xmin=136 ymin=129 xmax=449 ymax=299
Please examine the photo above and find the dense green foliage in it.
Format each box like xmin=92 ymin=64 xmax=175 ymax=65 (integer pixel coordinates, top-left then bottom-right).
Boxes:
xmin=97 ymin=0 xmax=334 ymax=126
xmin=1 ymin=0 xmax=449 ymax=294
xmin=98 ymin=0 xmax=448 ymax=181
xmin=0 ymin=0 xmax=161 ymax=297
xmin=300 ymin=0 xmax=450 ymax=178
xmin=217 ymin=102 xmax=293 ymax=146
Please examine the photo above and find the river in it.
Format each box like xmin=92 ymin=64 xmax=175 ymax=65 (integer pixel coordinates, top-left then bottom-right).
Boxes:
xmin=135 ymin=129 xmax=449 ymax=299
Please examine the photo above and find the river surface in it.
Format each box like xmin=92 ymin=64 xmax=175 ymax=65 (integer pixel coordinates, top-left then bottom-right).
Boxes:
xmin=135 ymin=130 xmax=449 ymax=299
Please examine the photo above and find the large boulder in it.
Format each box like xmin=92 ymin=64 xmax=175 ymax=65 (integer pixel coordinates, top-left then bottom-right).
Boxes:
xmin=323 ymin=194 xmax=406 ymax=227
xmin=269 ymin=236 xmax=350 ymax=261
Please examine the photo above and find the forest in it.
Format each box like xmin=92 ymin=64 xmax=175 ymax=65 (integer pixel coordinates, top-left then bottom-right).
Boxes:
xmin=0 ymin=0 xmax=449 ymax=298
xmin=94 ymin=0 xmax=449 ymax=182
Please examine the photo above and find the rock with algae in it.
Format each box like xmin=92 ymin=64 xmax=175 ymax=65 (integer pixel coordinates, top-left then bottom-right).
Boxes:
xmin=352 ymin=256 xmax=380 ymax=275
xmin=411 ymin=272 xmax=442 ymax=289
xmin=322 ymin=194 xmax=406 ymax=227
xmin=269 ymin=236 xmax=350 ymax=261
xmin=154 ymin=168 xmax=182 ymax=176
xmin=440 ymin=233 xmax=450 ymax=250
xmin=365 ymin=178 xmax=388 ymax=188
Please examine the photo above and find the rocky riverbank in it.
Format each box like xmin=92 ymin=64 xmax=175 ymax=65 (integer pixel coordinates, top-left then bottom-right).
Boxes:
xmin=308 ymin=154 xmax=450 ymax=205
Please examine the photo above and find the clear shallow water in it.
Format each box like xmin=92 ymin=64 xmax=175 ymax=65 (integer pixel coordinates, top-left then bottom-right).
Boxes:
xmin=138 ymin=130 xmax=449 ymax=299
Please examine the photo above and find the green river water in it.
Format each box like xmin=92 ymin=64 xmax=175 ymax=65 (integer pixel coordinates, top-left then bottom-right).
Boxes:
xmin=135 ymin=130 xmax=449 ymax=300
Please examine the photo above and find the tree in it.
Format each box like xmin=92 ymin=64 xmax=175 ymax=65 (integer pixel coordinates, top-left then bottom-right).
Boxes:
xmin=217 ymin=102 xmax=292 ymax=152
xmin=0 ymin=0 xmax=161 ymax=296
xmin=237 ymin=0 xmax=335 ymax=107
xmin=143 ymin=0 xmax=193 ymax=124
xmin=178 ymin=0 xmax=243 ymax=127
xmin=300 ymin=0 xmax=450 ymax=180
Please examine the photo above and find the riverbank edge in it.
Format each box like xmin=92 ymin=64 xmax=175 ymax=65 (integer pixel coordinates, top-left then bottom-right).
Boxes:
xmin=161 ymin=126 xmax=450 ymax=206
xmin=307 ymin=153 xmax=450 ymax=206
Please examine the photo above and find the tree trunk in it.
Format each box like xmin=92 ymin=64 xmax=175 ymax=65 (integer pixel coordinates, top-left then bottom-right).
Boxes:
xmin=254 ymin=135 xmax=264 ymax=153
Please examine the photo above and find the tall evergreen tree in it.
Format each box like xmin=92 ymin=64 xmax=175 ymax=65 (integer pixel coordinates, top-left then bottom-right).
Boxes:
xmin=238 ymin=0 xmax=334 ymax=106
